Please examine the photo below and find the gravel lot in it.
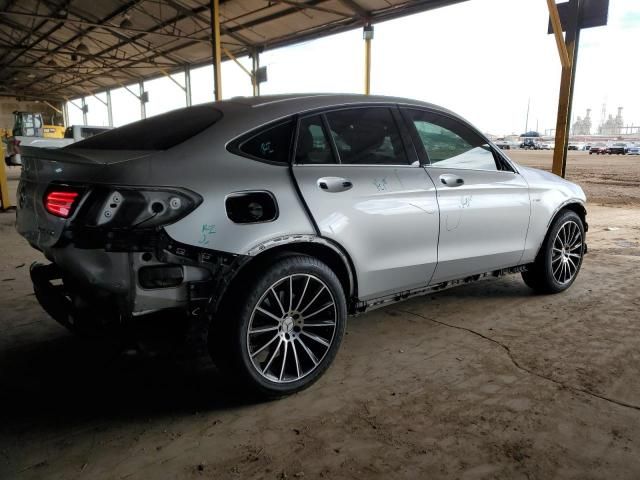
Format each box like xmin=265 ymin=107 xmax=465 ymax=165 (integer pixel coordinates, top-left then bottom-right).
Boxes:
xmin=1 ymin=150 xmax=639 ymax=479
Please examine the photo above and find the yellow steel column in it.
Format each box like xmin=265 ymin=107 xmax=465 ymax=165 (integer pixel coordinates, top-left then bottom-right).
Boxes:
xmin=0 ymin=140 xmax=11 ymax=210
xmin=211 ymin=0 xmax=222 ymax=101
xmin=549 ymin=0 xmax=582 ymax=178
xmin=363 ymin=24 xmax=373 ymax=95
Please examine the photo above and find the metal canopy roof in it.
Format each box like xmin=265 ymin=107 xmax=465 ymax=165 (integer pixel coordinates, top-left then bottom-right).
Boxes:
xmin=0 ymin=0 xmax=466 ymax=101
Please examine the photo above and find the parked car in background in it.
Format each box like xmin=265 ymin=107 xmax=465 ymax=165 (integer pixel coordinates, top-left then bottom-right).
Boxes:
xmin=589 ymin=144 xmax=608 ymax=155
xmin=520 ymin=138 xmax=541 ymax=150
xmin=606 ymin=143 xmax=627 ymax=155
xmin=16 ymin=94 xmax=588 ymax=397
xmin=495 ymin=139 xmax=513 ymax=150
xmin=539 ymin=142 xmax=554 ymax=150
xmin=626 ymin=145 xmax=640 ymax=155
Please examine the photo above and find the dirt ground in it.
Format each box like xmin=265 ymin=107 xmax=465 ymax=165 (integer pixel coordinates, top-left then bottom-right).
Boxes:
xmin=1 ymin=150 xmax=639 ymax=479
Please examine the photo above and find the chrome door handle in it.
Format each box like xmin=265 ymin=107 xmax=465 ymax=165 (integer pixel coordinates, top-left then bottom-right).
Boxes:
xmin=439 ymin=174 xmax=465 ymax=187
xmin=317 ymin=177 xmax=353 ymax=193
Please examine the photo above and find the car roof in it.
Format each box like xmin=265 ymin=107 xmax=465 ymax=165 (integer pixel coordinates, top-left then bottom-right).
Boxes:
xmin=220 ymin=93 xmax=459 ymax=119
xmin=226 ymin=93 xmax=441 ymax=109
xmin=211 ymin=93 xmax=469 ymax=137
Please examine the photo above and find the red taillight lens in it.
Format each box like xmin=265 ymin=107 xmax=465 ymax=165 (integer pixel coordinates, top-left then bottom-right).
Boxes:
xmin=13 ymin=139 xmax=21 ymax=154
xmin=45 ymin=190 xmax=79 ymax=218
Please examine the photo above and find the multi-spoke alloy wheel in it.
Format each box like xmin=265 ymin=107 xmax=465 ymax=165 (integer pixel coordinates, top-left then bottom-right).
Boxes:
xmin=522 ymin=209 xmax=585 ymax=294
xmin=209 ymin=255 xmax=346 ymax=397
xmin=247 ymin=274 xmax=337 ymax=383
xmin=551 ymin=220 xmax=583 ymax=284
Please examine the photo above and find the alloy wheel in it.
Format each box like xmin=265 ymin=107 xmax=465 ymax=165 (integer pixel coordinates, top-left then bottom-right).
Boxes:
xmin=246 ymin=274 xmax=337 ymax=383
xmin=551 ymin=220 xmax=583 ymax=284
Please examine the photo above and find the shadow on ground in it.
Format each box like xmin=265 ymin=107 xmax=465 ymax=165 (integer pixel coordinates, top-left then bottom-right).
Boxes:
xmin=0 ymin=276 xmax=531 ymax=433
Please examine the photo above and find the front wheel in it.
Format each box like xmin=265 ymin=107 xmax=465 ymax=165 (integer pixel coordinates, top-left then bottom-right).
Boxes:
xmin=210 ymin=255 xmax=347 ymax=398
xmin=522 ymin=210 xmax=585 ymax=294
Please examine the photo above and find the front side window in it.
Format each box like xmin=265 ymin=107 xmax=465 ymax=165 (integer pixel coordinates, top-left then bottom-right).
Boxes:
xmin=325 ymin=108 xmax=409 ymax=165
xmin=240 ymin=120 xmax=294 ymax=164
xmin=405 ymin=109 xmax=498 ymax=171
xmin=295 ymin=115 xmax=336 ymax=164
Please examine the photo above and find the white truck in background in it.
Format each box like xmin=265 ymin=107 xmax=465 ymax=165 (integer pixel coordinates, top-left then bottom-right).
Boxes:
xmin=3 ymin=112 xmax=111 ymax=166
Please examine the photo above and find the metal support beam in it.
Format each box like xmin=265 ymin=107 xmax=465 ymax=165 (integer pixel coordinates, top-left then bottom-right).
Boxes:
xmin=550 ymin=0 xmax=582 ymax=178
xmin=252 ymin=49 xmax=260 ymax=96
xmin=160 ymin=70 xmax=188 ymax=92
xmin=223 ymin=47 xmax=253 ymax=78
xmin=211 ymin=0 xmax=223 ymax=101
xmin=185 ymin=65 xmax=192 ymax=106
xmin=139 ymin=81 xmax=147 ymax=119
xmin=363 ymin=24 xmax=373 ymax=95
xmin=81 ymin=97 xmax=88 ymax=125
xmin=106 ymin=90 xmax=113 ymax=127
xmin=63 ymin=101 xmax=69 ymax=127
xmin=339 ymin=0 xmax=368 ymax=17
xmin=546 ymin=0 xmax=570 ymax=68
xmin=0 ymin=10 xmax=212 ymax=43
xmin=43 ymin=101 xmax=63 ymax=115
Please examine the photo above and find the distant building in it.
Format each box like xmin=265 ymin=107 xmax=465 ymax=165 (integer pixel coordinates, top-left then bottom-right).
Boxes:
xmin=598 ymin=107 xmax=624 ymax=135
xmin=572 ymin=109 xmax=592 ymax=135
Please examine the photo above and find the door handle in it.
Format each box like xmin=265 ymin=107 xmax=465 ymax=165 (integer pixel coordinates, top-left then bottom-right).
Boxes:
xmin=439 ymin=174 xmax=465 ymax=187
xmin=317 ymin=177 xmax=353 ymax=193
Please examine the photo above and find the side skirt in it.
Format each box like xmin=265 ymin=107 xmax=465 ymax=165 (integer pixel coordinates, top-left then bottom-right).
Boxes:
xmin=352 ymin=265 xmax=528 ymax=315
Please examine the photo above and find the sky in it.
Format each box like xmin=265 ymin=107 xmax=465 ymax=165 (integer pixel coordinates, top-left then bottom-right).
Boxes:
xmin=67 ymin=0 xmax=640 ymax=136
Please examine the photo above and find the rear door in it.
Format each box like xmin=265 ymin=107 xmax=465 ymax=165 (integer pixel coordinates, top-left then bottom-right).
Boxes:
xmin=292 ymin=106 xmax=440 ymax=301
xmin=401 ymin=107 xmax=530 ymax=283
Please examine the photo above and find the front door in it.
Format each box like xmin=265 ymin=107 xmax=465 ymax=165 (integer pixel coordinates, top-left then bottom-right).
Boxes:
xmin=292 ymin=107 xmax=440 ymax=300
xmin=401 ymin=107 xmax=530 ymax=283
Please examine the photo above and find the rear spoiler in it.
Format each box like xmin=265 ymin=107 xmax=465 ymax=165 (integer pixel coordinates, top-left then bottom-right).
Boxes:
xmin=21 ymin=146 xmax=153 ymax=165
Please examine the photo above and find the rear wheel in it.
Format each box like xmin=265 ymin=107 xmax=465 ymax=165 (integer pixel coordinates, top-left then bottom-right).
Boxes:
xmin=209 ymin=255 xmax=346 ymax=398
xmin=522 ymin=210 xmax=585 ymax=294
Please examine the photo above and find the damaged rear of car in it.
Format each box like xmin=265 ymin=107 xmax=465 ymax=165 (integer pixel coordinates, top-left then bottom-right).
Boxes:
xmin=17 ymin=104 xmax=226 ymax=333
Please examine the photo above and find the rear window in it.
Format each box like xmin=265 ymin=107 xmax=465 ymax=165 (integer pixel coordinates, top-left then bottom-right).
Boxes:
xmin=66 ymin=104 xmax=222 ymax=150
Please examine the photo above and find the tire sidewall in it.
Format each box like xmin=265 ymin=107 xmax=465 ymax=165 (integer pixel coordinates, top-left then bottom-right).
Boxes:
xmin=231 ymin=256 xmax=347 ymax=396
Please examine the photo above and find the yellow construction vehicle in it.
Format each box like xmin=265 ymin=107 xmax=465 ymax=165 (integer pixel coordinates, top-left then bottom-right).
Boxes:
xmin=43 ymin=125 xmax=65 ymax=138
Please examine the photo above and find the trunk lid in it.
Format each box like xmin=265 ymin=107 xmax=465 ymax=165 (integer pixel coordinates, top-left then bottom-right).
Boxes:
xmin=16 ymin=146 xmax=153 ymax=251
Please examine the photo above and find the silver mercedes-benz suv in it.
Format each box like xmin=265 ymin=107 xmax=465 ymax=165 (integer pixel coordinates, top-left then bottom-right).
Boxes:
xmin=16 ymin=94 xmax=587 ymax=396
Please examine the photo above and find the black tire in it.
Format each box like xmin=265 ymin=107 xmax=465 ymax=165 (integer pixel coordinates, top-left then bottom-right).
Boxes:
xmin=209 ymin=255 xmax=347 ymax=398
xmin=522 ymin=210 xmax=585 ymax=294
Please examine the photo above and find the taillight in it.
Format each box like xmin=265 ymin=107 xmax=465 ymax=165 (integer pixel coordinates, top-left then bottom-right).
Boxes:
xmin=45 ymin=190 xmax=80 ymax=218
xmin=13 ymin=138 xmax=21 ymax=154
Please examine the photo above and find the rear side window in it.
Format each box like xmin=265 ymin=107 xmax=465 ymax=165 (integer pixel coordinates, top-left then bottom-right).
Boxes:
xmin=325 ymin=108 xmax=409 ymax=165
xmin=66 ymin=104 xmax=222 ymax=150
xmin=239 ymin=120 xmax=294 ymax=164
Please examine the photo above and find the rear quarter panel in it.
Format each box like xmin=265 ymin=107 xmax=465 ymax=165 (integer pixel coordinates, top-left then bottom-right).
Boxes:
xmin=157 ymin=115 xmax=315 ymax=254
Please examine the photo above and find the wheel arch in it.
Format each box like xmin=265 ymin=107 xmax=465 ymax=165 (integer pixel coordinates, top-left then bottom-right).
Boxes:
xmin=215 ymin=236 xmax=358 ymax=317
xmin=548 ymin=201 xmax=587 ymax=231
xmin=533 ymin=200 xmax=587 ymax=261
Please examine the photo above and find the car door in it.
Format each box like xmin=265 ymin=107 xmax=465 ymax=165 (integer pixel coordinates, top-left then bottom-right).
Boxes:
xmin=401 ymin=107 xmax=530 ymax=284
xmin=292 ymin=107 xmax=440 ymax=301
